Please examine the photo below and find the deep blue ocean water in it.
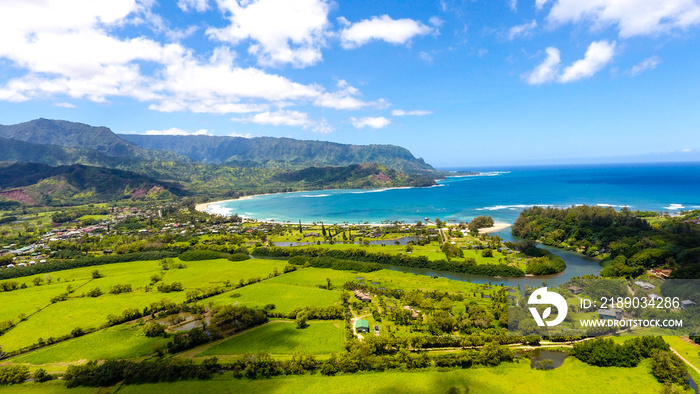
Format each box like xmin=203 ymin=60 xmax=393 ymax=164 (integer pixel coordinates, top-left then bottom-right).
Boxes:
xmin=207 ymin=162 xmax=700 ymax=225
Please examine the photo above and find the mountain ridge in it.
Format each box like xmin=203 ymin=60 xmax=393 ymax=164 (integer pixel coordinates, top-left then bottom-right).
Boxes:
xmin=119 ymin=133 xmax=435 ymax=174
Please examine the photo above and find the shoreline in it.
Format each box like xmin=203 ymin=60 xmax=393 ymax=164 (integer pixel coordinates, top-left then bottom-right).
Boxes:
xmin=194 ymin=184 xmax=448 ymax=216
xmin=477 ymin=223 xmax=511 ymax=234
xmin=197 ymin=194 xmax=513 ymax=231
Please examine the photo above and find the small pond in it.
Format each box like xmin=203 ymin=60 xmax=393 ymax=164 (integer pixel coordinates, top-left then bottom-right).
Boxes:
xmin=529 ymin=350 xmax=569 ymax=370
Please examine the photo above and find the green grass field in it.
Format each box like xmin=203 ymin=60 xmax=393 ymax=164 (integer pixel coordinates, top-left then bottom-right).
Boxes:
xmin=7 ymin=324 xmax=169 ymax=364
xmin=199 ymin=320 xmax=344 ymax=356
xmin=0 ymin=258 xmax=287 ymax=352
xmin=208 ymin=281 xmax=341 ymax=314
xmin=0 ymin=291 xmax=187 ymax=353
xmin=97 ymin=358 xmax=668 ymax=394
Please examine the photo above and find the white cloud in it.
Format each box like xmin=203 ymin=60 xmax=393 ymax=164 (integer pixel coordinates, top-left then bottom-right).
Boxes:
xmin=231 ymin=110 xmax=333 ymax=133
xmin=351 ymin=116 xmax=391 ymax=129
xmin=207 ymin=0 xmax=331 ymax=68
xmin=508 ymin=20 xmax=537 ymax=40
xmin=429 ymin=16 xmax=445 ymax=28
xmin=166 ymin=25 xmax=199 ymax=42
xmin=525 ymin=47 xmax=561 ymax=85
xmin=628 ymin=55 xmax=661 ymax=76
xmin=0 ymin=1 xmax=388 ymax=127
xmin=559 ymin=40 xmax=616 ymax=83
xmin=314 ymin=80 xmax=388 ymax=110
xmin=526 ymin=41 xmax=615 ymax=84
xmin=509 ymin=0 xmax=518 ymax=11
xmin=536 ymin=0 xmax=550 ymax=10
xmin=392 ymin=109 xmax=433 ymax=116
xmin=230 ymin=131 xmax=253 ymax=138
xmin=143 ymin=127 xmax=209 ymax=135
xmin=53 ymin=102 xmax=77 ymax=108
xmin=545 ymin=0 xmax=700 ymax=38
xmin=340 ymin=15 xmax=434 ymax=49
xmin=178 ymin=0 xmax=210 ymax=12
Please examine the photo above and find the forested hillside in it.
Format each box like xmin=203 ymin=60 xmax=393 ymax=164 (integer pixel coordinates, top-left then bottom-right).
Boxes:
xmin=120 ymin=134 xmax=435 ymax=174
xmin=512 ymin=205 xmax=700 ymax=278
xmin=270 ymin=162 xmax=436 ymax=188
xmin=0 ymin=163 xmax=180 ymax=205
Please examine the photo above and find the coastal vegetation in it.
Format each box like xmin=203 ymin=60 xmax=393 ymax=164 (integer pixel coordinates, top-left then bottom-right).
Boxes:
xmin=513 ymin=205 xmax=700 ymax=278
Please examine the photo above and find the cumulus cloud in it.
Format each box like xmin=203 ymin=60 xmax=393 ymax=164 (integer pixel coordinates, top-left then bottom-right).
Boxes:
xmin=392 ymin=109 xmax=433 ymax=116
xmin=339 ymin=15 xmax=434 ymax=49
xmin=628 ymin=56 xmax=661 ymax=76
xmin=350 ymin=116 xmax=391 ymax=129
xmin=525 ymin=47 xmax=561 ymax=85
xmin=508 ymin=20 xmax=537 ymax=40
xmin=207 ymin=0 xmax=332 ymax=68
xmin=142 ymin=127 xmax=209 ymax=135
xmin=559 ymin=40 xmax=616 ymax=83
xmin=526 ymin=41 xmax=615 ymax=84
xmin=314 ymin=80 xmax=388 ymax=110
xmin=545 ymin=0 xmax=700 ymax=38
xmin=231 ymin=110 xmax=333 ymax=133
xmin=0 ymin=1 xmax=399 ymax=132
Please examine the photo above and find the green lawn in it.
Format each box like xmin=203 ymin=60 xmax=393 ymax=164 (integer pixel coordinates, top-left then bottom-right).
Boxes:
xmin=0 ymin=279 xmax=90 ymax=323
xmin=0 ymin=291 xmax=187 ymax=353
xmin=0 ymin=257 xmax=289 ymax=352
xmin=200 ymin=320 xmax=344 ymax=356
xmin=113 ymin=358 xmax=666 ymax=394
xmin=207 ymin=281 xmax=341 ymax=314
xmin=162 ymin=258 xmax=288 ymax=288
xmin=7 ymin=324 xmax=169 ymax=364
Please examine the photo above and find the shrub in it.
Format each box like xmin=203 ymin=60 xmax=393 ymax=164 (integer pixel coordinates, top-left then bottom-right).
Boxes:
xmin=178 ymin=250 xmax=223 ymax=261
xmin=143 ymin=322 xmax=166 ymax=338
xmin=227 ymin=253 xmax=251 ymax=261
xmin=32 ymin=368 xmax=54 ymax=383
xmin=109 ymin=284 xmax=133 ymax=294
xmin=86 ymin=287 xmax=103 ymax=297
xmin=0 ymin=365 xmax=30 ymax=384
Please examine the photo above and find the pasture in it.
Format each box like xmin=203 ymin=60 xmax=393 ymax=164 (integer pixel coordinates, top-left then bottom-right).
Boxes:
xmin=8 ymin=324 xmax=169 ymax=364
xmin=0 ymin=257 xmax=287 ymax=353
xmin=199 ymin=320 xmax=344 ymax=356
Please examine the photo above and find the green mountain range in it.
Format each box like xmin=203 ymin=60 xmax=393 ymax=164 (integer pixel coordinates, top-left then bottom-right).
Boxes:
xmin=0 ymin=118 xmax=441 ymax=206
xmin=119 ymin=134 xmax=434 ymax=174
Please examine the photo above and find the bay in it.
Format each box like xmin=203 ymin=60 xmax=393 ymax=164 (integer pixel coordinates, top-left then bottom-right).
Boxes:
xmin=206 ymin=162 xmax=700 ymax=225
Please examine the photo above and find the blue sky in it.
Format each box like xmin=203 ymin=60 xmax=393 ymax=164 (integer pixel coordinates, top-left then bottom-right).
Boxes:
xmin=1 ymin=0 xmax=699 ymax=167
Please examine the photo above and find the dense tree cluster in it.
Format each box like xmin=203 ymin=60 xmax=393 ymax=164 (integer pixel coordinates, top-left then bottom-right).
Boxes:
xmin=572 ymin=337 xmax=669 ymax=367
xmin=468 ymin=216 xmax=495 ymax=231
xmin=63 ymin=358 xmax=219 ymax=387
xmin=513 ymin=206 xmax=700 ymax=278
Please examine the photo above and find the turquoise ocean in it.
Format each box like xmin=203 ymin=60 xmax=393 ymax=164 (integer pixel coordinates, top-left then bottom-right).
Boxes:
xmin=206 ymin=162 xmax=700 ymax=225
